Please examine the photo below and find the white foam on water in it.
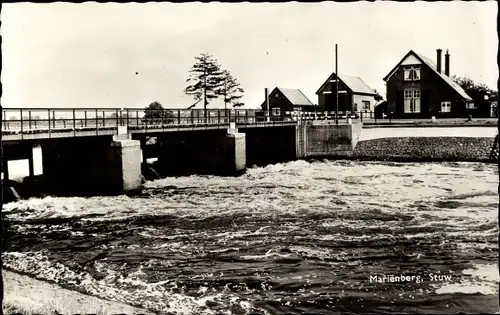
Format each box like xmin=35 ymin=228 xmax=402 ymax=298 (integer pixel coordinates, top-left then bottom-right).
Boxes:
xmin=2 ymin=251 xmax=260 ymax=315
xmin=3 ymin=160 xmax=498 ymax=314
xmin=434 ymin=263 xmax=499 ymax=295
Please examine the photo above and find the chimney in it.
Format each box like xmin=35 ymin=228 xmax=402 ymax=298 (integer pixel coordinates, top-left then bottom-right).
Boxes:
xmin=445 ymin=50 xmax=450 ymax=76
xmin=436 ymin=49 xmax=442 ymax=73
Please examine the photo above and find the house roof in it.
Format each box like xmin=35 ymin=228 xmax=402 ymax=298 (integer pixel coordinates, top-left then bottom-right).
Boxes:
xmin=274 ymin=87 xmax=315 ymax=106
xmin=316 ymin=73 xmax=377 ymax=96
xmin=383 ymin=50 xmax=472 ymax=101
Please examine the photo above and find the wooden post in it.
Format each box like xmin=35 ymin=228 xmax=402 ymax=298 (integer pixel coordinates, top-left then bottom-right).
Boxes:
xmin=20 ymin=109 xmax=24 ymax=133
xmin=265 ymin=88 xmax=270 ymax=122
xmin=48 ymin=109 xmax=51 ymax=134
xmin=335 ymin=44 xmax=339 ymax=125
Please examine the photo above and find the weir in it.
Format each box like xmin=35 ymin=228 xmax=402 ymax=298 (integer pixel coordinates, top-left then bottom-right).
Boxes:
xmin=296 ymin=120 xmax=362 ymax=159
xmin=1 ymin=119 xmax=362 ymax=201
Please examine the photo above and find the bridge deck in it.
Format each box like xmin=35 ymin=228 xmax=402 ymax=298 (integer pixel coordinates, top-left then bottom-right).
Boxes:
xmin=2 ymin=121 xmax=299 ymax=142
xmin=0 ymin=107 xmax=358 ymax=142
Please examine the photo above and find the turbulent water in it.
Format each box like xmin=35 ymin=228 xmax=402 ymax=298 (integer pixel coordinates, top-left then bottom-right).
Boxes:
xmin=2 ymin=160 xmax=499 ymax=314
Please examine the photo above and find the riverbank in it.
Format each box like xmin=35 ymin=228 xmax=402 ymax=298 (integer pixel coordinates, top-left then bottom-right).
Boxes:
xmin=362 ymin=118 xmax=497 ymax=127
xmin=2 ymin=270 xmax=155 ymax=315
xmin=352 ymin=136 xmax=498 ymax=163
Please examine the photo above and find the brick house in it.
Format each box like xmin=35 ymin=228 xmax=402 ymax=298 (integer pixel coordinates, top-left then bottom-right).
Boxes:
xmin=383 ymin=49 xmax=473 ymax=119
xmin=260 ymin=87 xmax=317 ymax=116
xmin=316 ymin=72 xmax=378 ymax=115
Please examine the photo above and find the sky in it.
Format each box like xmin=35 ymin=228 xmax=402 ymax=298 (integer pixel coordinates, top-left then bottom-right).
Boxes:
xmin=2 ymin=2 xmax=498 ymax=110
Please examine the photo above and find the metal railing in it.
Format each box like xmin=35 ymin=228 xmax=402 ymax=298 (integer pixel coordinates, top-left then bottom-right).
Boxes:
xmin=5 ymin=107 xmax=489 ymax=138
xmin=1 ymin=108 xmax=299 ymax=137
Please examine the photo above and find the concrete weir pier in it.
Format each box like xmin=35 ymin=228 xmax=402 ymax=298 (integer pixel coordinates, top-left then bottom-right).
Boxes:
xmin=110 ymin=134 xmax=142 ymax=194
xmin=226 ymin=123 xmax=247 ymax=175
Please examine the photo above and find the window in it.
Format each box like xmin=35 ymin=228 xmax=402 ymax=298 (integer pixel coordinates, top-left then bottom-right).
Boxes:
xmin=404 ymin=88 xmax=421 ymax=113
xmin=466 ymin=102 xmax=475 ymax=109
xmin=272 ymin=107 xmax=281 ymax=116
xmin=403 ymin=66 xmax=421 ymax=81
xmin=362 ymin=101 xmax=370 ymax=111
xmin=441 ymin=101 xmax=451 ymax=113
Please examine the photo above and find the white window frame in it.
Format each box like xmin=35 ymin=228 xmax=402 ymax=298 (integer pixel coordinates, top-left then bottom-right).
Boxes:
xmin=272 ymin=107 xmax=281 ymax=116
xmin=441 ymin=101 xmax=451 ymax=113
xmin=404 ymin=88 xmax=421 ymax=113
xmin=403 ymin=66 xmax=421 ymax=81
xmin=362 ymin=100 xmax=370 ymax=111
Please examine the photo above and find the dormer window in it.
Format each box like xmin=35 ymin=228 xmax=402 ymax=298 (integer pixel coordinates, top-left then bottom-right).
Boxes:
xmin=403 ymin=66 xmax=421 ymax=81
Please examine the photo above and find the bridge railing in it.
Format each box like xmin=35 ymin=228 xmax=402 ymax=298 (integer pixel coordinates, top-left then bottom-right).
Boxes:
xmin=4 ymin=108 xmax=426 ymax=135
xmin=1 ymin=108 xmax=293 ymax=135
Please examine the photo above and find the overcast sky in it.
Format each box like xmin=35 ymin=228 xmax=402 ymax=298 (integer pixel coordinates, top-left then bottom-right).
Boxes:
xmin=2 ymin=2 xmax=497 ymax=110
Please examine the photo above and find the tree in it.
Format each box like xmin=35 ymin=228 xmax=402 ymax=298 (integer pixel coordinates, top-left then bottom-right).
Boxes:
xmin=373 ymin=89 xmax=384 ymax=102
xmin=184 ymin=53 xmax=225 ymax=118
xmin=143 ymin=101 xmax=174 ymax=124
xmin=452 ymin=76 xmax=497 ymax=102
xmin=218 ymin=70 xmax=245 ymax=109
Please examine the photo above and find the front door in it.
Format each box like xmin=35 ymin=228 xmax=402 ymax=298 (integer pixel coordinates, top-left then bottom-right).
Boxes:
xmin=325 ymin=93 xmax=349 ymax=113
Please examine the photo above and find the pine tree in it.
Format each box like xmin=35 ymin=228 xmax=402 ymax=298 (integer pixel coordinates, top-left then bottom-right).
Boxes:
xmin=218 ymin=70 xmax=245 ymax=110
xmin=184 ymin=53 xmax=224 ymax=118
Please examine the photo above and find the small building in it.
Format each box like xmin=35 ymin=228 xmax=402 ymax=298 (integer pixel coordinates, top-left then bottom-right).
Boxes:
xmin=383 ymin=49 xmax=473 ymax=119
xmin=316 ymin=72 xmax=378 ymax=114
xmin=374 ymin=100 xmax=388 ymax=119
xmin=260 ymin=87 xmax=317 ymax=115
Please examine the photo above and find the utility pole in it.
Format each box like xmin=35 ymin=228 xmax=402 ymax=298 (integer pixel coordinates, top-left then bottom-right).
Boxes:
xmin=265 ymin=88 xmax=270 ymax=121
xmin=335 ymin=44 xmax=339 ymax=125
xmin=224 ymin=76 xmax=228 ymax=111
xmin=203 ymin=69 xmax=207 ymax=120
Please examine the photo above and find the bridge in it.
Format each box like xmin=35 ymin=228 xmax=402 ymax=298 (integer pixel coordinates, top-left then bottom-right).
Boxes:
xmin=1 ymin=107 xmax=361 ymax=201
xmin=2 ymin=108 xmax=282 ymax=141
xmin=1 ymin=107 xmax=361 ymax=142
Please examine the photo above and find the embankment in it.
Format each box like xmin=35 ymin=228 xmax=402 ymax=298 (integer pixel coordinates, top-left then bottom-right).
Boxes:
xmin=3 ymin=270 xmax=154 ymax=315
xmin=351 ymin=136 xmax=498 ymax=163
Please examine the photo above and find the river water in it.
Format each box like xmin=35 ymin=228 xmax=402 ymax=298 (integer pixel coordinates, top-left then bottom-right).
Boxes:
xmin=2 ymin=160 xmax=499 ymax=314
